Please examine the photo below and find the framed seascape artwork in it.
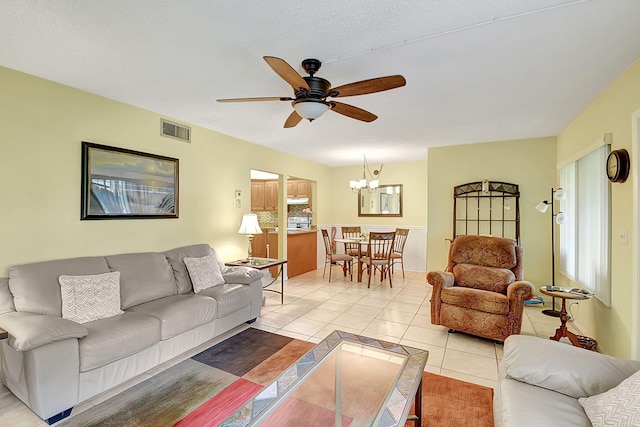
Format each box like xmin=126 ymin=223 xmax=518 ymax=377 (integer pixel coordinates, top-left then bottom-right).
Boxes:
xmin=81 ymin=142 xmax=179 ymax=219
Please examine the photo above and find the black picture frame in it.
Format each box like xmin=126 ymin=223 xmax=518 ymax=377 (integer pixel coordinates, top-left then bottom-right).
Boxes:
xmin=81 ymin=142 xmax=179 ymax=220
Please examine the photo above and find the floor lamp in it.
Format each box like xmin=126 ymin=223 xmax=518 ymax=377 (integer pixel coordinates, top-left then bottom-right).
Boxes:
xmin=535 ymin=188 xmax=567 ymax=317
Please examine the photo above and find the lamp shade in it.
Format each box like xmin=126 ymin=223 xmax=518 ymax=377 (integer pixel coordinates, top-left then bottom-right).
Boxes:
xmin=535 ymin=202 xmax=549 ymax=213
xmin=238 ymin=214 xmax=262 ymax=235
xmin=554 ymin=188 xmax=566 ymax=200
xmin=292 ymin=99 xmax=330 ymax=120
xmin=555 ymin=212 xmax=567 ymax=224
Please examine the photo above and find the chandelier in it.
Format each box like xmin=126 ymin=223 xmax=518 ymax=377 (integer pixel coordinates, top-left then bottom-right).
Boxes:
xmin=349 ymin=155 xmax=383 ymax=193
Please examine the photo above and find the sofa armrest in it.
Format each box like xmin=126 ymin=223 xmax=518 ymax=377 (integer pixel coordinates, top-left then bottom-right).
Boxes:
xmin=503 ymin=335 xmax=640 ymax=398
xmin=221 ymin=266 xmax=264 ymax=285
xmin=427 ymin=271 xmax=454 ymax=325
xmin=0 ymin=311 xmax=88 ymax=351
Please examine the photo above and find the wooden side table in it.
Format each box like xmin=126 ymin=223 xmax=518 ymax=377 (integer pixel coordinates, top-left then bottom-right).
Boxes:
xmin=539 ymin=286 xmax=597 ymax=350
xmin=226 ymin=258 xmax=287 ymax=304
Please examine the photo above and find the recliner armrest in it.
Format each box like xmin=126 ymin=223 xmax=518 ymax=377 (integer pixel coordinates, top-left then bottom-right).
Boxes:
xmin=503 ymin=335 xmax=640 ymax=398
xmin=506 ymin=280 xmax=535 ymax=302
xmin=221 ymin=266 xmax=264 ymax=285
xmin=0 ymin=311 xmax=88 ymax=351
xmin=427 ymin=270 xmax=455 ymax=289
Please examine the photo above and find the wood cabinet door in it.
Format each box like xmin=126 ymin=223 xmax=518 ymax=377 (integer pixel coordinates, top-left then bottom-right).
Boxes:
xmin=286 ymin=180 xmax=295 ymax=197
xmin=295 ymin=180 xmax=309 ymax=198
xmin=251 ymin=232 xmax=267 ymax=258
xmin=251 ymin=181 xmax=265 ymax=211
xmin=265 ymin=180 xmax=278 ymax=211
xmin=287 ymin=179 xmax=311 ymax=198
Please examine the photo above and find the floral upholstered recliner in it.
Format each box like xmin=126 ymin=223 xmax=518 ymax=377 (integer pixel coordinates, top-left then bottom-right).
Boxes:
xmin=428 ymin=235 xmax=535 ymax=342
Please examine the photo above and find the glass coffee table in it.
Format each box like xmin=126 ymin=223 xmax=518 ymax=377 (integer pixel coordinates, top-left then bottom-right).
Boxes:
xmin=220 ymin=330 xmax=429 ymax=426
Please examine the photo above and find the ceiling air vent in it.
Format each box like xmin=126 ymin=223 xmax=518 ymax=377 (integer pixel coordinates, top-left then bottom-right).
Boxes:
xmin=161 ymin=119 xmax=191 ymax=142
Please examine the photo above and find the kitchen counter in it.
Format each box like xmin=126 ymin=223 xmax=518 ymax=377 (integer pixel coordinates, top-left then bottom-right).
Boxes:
xmin=265 ymin=229 xmax=317 ymax=235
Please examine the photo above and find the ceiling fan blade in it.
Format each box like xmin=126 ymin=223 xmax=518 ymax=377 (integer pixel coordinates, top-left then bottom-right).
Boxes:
xmin=330 ymin=101 xmax=378 ymax=122
xmin=284 ymin=110 xmax=302 ymax=128
xmin=217 ymin=96 xmax=293 ymax=103
xmin=329 ymin=75 xmax=406 ymax=98
xmin=263 ymin=56 xmax=311 ymax=92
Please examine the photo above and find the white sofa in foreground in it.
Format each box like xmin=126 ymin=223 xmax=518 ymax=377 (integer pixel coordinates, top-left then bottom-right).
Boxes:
xmin=495 ymin=335 xmax=640 ymax=426
xmin=0 ymin=244 xmax=263 ymax=424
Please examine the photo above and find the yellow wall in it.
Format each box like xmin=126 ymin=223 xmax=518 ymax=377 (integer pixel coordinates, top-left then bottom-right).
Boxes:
xmin=327 ymin=161 xmax=427 ymax=227
xmin=556 ymin=58 xmax=640 ymax=358
xmin=427 ymin=137 xmax=557 ymax=287
xmin=0 ymin=66 xmax=332 ymax=274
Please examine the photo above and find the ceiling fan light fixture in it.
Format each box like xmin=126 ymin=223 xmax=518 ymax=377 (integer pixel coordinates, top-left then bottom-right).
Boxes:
xmin=292 ymin=99 xmax=330 ymax=121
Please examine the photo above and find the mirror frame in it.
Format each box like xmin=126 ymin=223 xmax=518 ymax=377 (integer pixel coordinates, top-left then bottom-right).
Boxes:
xmin=358 ymin=184 xmax=403 ymax=217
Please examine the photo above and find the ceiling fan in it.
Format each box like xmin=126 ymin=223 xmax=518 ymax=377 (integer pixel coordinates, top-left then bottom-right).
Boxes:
xmin=217 ymin=56 xmax=406 ymax=128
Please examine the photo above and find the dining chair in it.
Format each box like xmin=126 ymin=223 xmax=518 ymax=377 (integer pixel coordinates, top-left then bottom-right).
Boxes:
xmin=341 ymin=226 xmax=362 ymax=257
xmin=360 ymin=231 xmax=396 ymax=288
xmin=321 ymin=229 xmax=354 ymax=282
xmin=391 ymin=228 xmax=409 ymax=278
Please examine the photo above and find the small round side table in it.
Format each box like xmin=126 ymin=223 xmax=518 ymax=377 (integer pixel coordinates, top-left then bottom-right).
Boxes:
xmin=539 ymin=286 xmax=597 ymax=350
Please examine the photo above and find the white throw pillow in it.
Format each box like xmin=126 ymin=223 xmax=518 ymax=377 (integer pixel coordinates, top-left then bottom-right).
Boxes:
xmin=184 ymin=254 xmax=225 ymax=293
xmin=578 ymin=368 xmax=640 ymax=426
xmin=59 ymin=272 xmax=124 ymax=324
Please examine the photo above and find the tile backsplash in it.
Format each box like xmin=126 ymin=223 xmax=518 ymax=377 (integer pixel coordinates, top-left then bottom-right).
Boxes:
xmin=253 ymin=204 xmax=312 ymax=228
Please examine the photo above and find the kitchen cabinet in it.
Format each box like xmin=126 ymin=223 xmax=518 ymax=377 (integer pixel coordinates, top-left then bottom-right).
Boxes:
xmin=250 ymin=232 xmax=267 ymax=258
xmin=251 ymin=180 xmax=278 ymax=211
xmin=287 ymin=230 xmax=317 ymax=278
xmin=251 ymin=181 xmax=265 ymax=211
xmin=265 ymin=180 xmax=278 ymax=211
xmin=287 ymin=179 xmax=310 ymax=198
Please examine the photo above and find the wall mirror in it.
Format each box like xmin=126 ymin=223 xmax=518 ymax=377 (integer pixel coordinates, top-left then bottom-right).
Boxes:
xmin=358 ymin=184 xmax=403 ymax=217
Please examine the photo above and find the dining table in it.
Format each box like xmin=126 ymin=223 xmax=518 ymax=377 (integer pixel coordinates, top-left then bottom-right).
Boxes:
xmin=334 ymin=236 xmax=368 ymax=282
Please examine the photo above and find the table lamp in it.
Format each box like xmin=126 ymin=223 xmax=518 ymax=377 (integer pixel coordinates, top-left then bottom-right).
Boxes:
xmin=238 ymin=213 xmax=262 ymax=262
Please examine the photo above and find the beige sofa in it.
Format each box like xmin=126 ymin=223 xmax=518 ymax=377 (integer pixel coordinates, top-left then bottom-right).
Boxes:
xmin=0 ymin=244 xmax=263 ymax=424
xmin=495 ymin=335 xmax=640 ymax=426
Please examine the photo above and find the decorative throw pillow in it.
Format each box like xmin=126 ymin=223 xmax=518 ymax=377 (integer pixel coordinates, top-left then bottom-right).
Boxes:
xmin=184 ymin=254 xmax=225 ymax=293
xmin=59 ymin=271 xmax=124 ymax=324
xmin=578 ymin=368 xmax=640 ymax=426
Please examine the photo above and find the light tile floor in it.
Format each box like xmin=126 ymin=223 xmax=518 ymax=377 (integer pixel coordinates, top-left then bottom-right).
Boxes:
xmin=0 ymin=267 xmax=584 ymax=426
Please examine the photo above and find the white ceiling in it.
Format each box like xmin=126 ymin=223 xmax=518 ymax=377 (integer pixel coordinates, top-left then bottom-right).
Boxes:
xmin=2 ymin=1 xmax=640 ymax=167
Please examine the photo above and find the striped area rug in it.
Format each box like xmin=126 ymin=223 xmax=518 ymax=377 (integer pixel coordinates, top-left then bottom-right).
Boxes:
xmin=60 ymin=328 xmax=493 ymax=426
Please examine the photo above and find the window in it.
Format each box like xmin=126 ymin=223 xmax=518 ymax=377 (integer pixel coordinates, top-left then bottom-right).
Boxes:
xmin=559 ymin=145 xmax=611 ymax=305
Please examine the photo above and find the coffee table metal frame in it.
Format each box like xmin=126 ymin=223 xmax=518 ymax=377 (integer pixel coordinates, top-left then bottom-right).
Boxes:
xmin=221 ymin=330 xmax=428 ymax=427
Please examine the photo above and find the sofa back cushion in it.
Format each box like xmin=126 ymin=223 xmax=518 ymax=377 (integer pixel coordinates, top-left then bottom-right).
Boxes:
xmin=0 ymin=277 xmax=15 ymax=315
xmin=164 ymin=244 xmax=220 ymax=294
xmin=9 ymin=257 xmax=110 ymax=316
xmin=105 ymin=252 xmax=176 ymax=309
xmin=452 ymin=263 xmax=515 ymax=294
xmin=449 ymin=235 xmax=518 ymax=269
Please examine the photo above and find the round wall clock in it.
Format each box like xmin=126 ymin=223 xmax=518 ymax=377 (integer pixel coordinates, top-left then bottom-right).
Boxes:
xmin=606 ymin=149 xmax=630 ymax=183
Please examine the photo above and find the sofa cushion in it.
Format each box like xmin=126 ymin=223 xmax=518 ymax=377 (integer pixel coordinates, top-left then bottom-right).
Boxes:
xmin=105 ymin=252 xmax=176 ymax=309
xmin=127 ymin=294 xmax=217 ymax=340
xmin=79 ymin=311 xmax=160 ymax=372
xmin=164 ymin=244 xmax=221 ymax=294
xmin=496 ymin=377 xmax=591 ymax=427
xmin=184 ymin=254 xmax=225 ymax=293
xmin=579 ymin=369 xmax=640 ymax=426
xmin=9 ymin=257 xmax=110 ymax=316
xmin=441 ymin=286 xmax=509 ymax=314
xmin=199 ymin=284 xmax=251 ymax=318
xmin=503 ymin=335 xmax=640 ymax=398
xmin=0 ymin=277 xmax=15 ymax=315
xmin=453 ymin=263 xmax=515 ymax=294
xmin=450 ymin=235 xmax=517 ymax=269
xmin=59 ymin=272 xmax=124 ymax=324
